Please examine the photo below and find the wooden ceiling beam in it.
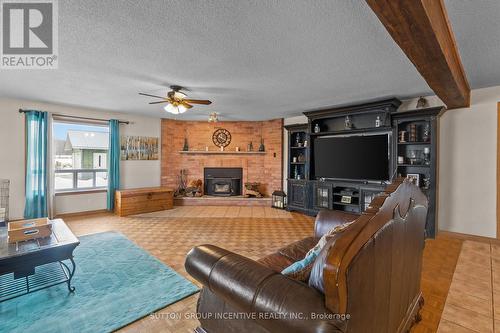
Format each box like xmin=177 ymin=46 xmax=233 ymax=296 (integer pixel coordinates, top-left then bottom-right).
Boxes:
xmin=366 ymin=0 xmax=470 ymax=109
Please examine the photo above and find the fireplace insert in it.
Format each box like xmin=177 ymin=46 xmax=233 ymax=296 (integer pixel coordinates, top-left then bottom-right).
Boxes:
xmin=204 ymin=168 xmax=242 ymax=196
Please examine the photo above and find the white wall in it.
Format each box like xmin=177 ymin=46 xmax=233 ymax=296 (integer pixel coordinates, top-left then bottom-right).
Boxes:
xmin=0 ymin=97 xmax=161 ymax=218
xmin=283 ymin=86 xmax=500 ymax=238
xmin=436 ymin=87 xmax=498 ymax=237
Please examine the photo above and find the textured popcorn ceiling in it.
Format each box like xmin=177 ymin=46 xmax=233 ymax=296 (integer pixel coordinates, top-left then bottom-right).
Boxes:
xmin=0 ymin=0 xmax=498 ymax=120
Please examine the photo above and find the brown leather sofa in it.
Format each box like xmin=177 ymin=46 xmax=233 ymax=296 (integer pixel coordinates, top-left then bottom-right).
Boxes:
xmin=185 ymin=179 xmax=428 ymax=333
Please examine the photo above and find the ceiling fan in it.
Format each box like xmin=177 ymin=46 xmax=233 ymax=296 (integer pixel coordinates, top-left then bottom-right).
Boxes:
xmin=139 ymin=85 xmax=212 ymax=114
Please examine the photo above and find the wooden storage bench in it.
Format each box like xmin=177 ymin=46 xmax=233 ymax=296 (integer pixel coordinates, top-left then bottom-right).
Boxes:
xmin=115 ymin=187 xmax=174 ymax=217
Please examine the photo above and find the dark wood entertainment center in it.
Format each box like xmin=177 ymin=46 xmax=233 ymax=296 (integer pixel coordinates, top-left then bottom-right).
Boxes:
xmin=285 ymin=98 xmax=444 ymax=238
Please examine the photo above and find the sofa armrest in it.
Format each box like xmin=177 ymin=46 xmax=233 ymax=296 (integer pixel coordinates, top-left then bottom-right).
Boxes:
xmin=314 ymin=209 xmax=359 ymax=238
xmin=185 ymin=244 xmax=346 ymax=333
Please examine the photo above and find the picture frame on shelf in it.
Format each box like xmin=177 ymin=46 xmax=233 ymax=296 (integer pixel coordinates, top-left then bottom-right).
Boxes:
xmin=341 ymin=195 xmax=352 ymax=204
xmin=406 ymin=173 xmax=420 ymax=187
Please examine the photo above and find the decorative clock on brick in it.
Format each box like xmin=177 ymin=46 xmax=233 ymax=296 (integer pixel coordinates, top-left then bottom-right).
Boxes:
xmin=212 ymin=128 xmax=231 ymax=148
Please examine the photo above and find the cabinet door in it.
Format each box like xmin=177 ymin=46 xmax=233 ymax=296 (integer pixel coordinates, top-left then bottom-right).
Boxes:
xmin=313 ymin=183 xmax=332 ymax=210
xmin=289 ymin=181 xmax=307 ymax=208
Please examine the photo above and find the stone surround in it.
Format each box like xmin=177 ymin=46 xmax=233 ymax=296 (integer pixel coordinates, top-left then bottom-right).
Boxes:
xmin=161 ymin=119 xmax=283 ymax=196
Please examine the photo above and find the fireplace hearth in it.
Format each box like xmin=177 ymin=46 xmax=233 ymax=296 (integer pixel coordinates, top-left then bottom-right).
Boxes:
xmin=204 ymin=168 xmax=242 ymax=196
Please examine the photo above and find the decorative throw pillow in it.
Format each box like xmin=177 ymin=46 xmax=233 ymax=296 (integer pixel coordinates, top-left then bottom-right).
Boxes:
xmin=308 ymin=236 xmax=338 ymax=292
xmin=281 ymin=221 xmax=354 ymax=282
xmin=281 ymin=249 xmax=318 ymax=281
xmin=309 ymin=222 xmax=355 ymax=290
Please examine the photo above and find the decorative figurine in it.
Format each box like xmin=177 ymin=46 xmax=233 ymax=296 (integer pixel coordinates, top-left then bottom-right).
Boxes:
xmin=345 ymin=116 xmax=352 ymax=129
xmin=248 ymin=141 xmax=253 ymax=152
xmin=422 ymin=122 xmax=430 ymax=142
xmin=416 ymin=96 xmax=428 ymax=109
xmin=183 ymin=138 xmax=189 ymax=151
xmin=314 ymin=123 xmax=320 ymax=133
xmin=375 ymin=116 xmax=381 ymax=128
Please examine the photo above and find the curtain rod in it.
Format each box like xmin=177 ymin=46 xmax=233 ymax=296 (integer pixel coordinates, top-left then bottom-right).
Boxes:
xmin=18 ymin=109 xmax=130 ymax=124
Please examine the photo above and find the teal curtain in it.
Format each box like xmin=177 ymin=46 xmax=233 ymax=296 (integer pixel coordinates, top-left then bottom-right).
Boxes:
xmin=24 ymin=111 xmax=48 ymax=219
xmin=107 ymin=119 xmax=120 ymax=210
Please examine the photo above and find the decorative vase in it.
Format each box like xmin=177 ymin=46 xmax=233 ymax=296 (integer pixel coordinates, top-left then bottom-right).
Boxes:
xmin=258 ymin=138 xmax=265 ymax=152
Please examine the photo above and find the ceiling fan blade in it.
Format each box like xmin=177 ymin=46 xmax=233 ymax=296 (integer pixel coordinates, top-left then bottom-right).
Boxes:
xmin=184 ymin=99 xmax=212 ymax=105
xmin=139 ymin=92 xmax=166 ymax=99
xmin=181 ymin=101 xmax=193 ymax=109
xmin=149 ymin=101 xmax=168 ymax=104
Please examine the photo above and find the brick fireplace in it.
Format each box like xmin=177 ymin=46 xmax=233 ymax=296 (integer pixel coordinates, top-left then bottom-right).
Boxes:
xmin=160 ymin=119 xmax=283 ymax=197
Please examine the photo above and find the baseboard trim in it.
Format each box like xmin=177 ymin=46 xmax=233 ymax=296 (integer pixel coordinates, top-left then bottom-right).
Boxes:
xmin=439 ymin=230 xmax=500 ymax=245
xmin=55 ymin=209 xmax=109 ymax=219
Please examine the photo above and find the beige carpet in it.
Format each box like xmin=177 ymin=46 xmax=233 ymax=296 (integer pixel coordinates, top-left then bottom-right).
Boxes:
xmin=134 ymin=205 xmax=293 ymax=219
xmin=437 ymin=240 xmax=498 ymax=333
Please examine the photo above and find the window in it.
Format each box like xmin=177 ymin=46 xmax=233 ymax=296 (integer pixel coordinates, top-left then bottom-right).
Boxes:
xmin=53 ymin=120 xmax=109 ymax=192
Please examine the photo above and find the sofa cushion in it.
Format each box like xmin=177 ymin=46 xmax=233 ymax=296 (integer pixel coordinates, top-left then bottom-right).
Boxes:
xmin=257 ymin=253 xmax=294 ymax=273
xmin=278 ymin=237 xmax=319 ymax=262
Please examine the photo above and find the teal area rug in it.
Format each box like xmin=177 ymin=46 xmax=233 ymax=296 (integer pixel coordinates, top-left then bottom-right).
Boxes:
xmin=0 ymin=231 xmax=199 ymax=333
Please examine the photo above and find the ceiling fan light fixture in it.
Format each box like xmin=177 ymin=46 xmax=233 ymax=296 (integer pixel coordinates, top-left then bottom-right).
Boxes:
xmin=141 ymin=86 xmax=212 ymax=114
xmin=177 ymin=104 xmax=188 ymax=114
xmin=173 ymin=91 xmax=186 ymax=100
xmin=164 ymin=103 xmax=179 ymax=114
xmin=164 ymin=102 xmax=188 ymax=114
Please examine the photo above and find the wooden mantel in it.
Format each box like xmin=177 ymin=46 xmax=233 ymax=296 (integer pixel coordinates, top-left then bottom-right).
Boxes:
xmin=178 ymin=151 xmax=266 ymax=155
xmin=366 ymin=0 xmax=470 ymax=109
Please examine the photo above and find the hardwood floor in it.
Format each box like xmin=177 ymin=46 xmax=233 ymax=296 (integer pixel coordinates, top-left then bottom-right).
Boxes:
xmin=415 ymin=233 xmax=463 ymax=333
xmin=437 ymin=240 xmax=500 ymax=333
xmin=63 ymin=210 xmax=465 ymax=333
xmin=134 ymin=205 xmax=293 ymax=219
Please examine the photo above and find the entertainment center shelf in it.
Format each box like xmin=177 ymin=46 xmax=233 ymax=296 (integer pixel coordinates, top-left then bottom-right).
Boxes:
xmin=308 ymin=126 xmax=393 ymax=137
xmin=285 ymin=98 xmax=444 ymax=238
xmin=397 ymin=142 xmax=430 ymax=145
xmin=397 ymin=164 xmax=430 ymax=168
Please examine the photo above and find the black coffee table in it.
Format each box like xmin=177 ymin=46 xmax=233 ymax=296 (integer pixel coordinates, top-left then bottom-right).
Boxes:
xmin=0 ymin=219 xmax=79 ymax=302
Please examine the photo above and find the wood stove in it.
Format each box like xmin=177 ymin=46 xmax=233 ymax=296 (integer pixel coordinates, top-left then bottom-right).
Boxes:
xmin=204 ymin=168 xmax=242 ymax=196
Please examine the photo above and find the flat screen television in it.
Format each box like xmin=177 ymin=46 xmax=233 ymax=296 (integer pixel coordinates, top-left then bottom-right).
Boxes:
xmin=313 ymin=133 xmax=390 ymax=182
